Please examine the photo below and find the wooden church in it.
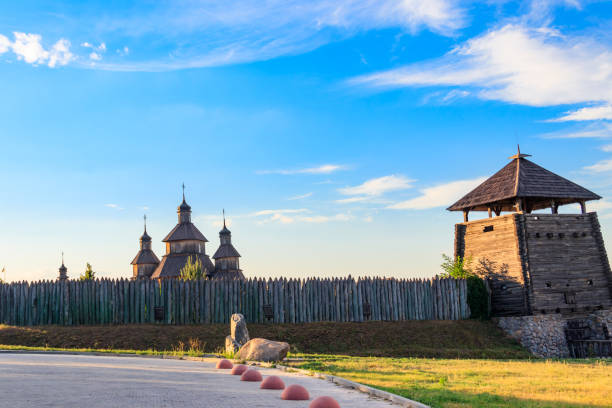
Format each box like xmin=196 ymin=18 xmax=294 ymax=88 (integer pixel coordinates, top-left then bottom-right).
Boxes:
xmin=131 ymin=187 xmax=244 ymax=281
xmin=449 ymin=148 xmax=612 ymax=316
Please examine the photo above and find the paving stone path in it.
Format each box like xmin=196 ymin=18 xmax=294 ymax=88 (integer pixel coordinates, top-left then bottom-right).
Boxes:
xmin=0 ymin=353 xmax=397 ymax=407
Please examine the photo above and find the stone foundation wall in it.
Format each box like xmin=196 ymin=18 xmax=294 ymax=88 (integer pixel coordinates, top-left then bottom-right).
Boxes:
xmin=593 ymin=309 xmax=612 ymax=337
xmin=496 ymin=314 xmax=569 ymax=358
xmin=496 ymin=309 xmax=612 ymax=358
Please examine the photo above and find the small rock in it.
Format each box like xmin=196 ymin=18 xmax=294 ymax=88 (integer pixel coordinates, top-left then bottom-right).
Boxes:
xmin=225 ymin=335 xmax=241 ymax=354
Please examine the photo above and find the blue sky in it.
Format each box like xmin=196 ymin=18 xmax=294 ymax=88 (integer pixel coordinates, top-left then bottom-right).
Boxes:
xmin=1 ymin=0 xmax=612 ymax=281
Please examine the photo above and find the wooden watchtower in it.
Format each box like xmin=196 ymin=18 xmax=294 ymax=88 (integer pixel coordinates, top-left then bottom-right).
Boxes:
xmin=448 ymin=148 xmax=612 ymax=316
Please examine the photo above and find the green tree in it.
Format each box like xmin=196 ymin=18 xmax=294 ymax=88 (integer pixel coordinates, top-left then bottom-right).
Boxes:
xmin=180 ymin=256 xmax=203 ymax=281
xmin=440 ymin=254 xmax=473 ymax=278
xmin=79 ymin=263 xmax=96 ymax=281
xmin=440 ymin=254 xmax=489 ymax=319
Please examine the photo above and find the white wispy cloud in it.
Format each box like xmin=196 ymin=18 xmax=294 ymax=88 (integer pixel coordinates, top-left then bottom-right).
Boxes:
xmin=540 ymin=123 xmax=612 ymax=139
xmin=258 ymin=164 xmax=347 ymax=175
xmin=2 ymin=32 xmax=73 ymax=67
xmin=551 ymin=105 xmax=612 ymax=122
xmin=584 ymin=159 xmax=612 ymax=173
xmin=388 ymin=177 xmax=486 ymax=210
xmin=43 ymin=0 xmax=465 ymax=71
xmin=251 ymin=208 xmax=351 ymax=224
xmin=48 ymin=39 xmax=73 ymax=67
xmin=0 ymin=34 xmax=10 ymax=53
xmin=82 ymin=42 xmax=106 ymax=62
xmin=252 ymin=209 xmax=308 ymax=217
xmin=105 ymin=203 xmax=124 ymax=210
xmin=288 ymin=192 xmax=313 ymax=200
xmin=338 ymin=175 xmax=414 ymax=200
xmin=602 ymin=145 xmax=612 ymax=152
xmin=298 ymin=213 xmax=352 ymax=223
xmin=12 ymin=32 xmax=49 ymax=64
xmin=335 ymin=196 xmax=373 ymax=204
xmin=589 ymin=199 xmax=612 ymax=212
xmin=351 ymin=24 xmax=612 ymax=121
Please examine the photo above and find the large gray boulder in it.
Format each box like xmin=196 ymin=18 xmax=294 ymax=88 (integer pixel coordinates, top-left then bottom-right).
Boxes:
xmin=225 ymin=313 xmax=249 ymax=354
xmin=236 ymin=338 xmax=290 ymax=362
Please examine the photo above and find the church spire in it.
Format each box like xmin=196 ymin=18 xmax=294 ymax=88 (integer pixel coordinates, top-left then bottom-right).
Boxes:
xmin=177 ymin=183 xmax=192 ymax=223
xmin=140 ymin=215 xmax=152 ymax=248
xmin=58 ymin=251 xmax=68 ymax=281
xmin=131 ymin=215 xmax=160 ymax=280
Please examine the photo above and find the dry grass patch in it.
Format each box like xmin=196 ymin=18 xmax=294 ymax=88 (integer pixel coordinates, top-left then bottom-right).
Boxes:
xmin=0 ymin=320 xmax=529 ymax=359
xmin=287 ymin=355 xmax=612 ymax=408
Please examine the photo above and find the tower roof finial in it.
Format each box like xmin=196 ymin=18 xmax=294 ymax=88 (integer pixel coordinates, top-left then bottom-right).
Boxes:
xmin=144 ymin=214 xmax=147 ymax=233
xmin=508 ymin=144 xmax=532 ymax=160
xmin=182 ymin=182 xmax=185 ymax=201
xmin=223 ymin=208 xmax=226 ymax=228
xmin=61 ymin=251 xmax=64 ymax=266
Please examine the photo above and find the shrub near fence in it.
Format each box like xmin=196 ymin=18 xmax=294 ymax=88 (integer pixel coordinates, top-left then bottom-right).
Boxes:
xmin=0 ymin=277 xmax=469 ymax=326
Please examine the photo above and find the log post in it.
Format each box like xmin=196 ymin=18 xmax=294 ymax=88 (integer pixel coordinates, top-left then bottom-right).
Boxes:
xmin=580 ymin=200 xmax=586 ymax=214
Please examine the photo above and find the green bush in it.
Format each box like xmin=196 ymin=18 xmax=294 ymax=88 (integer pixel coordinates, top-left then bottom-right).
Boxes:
xmin=79 ymin=263 xmax=96 ymax=281
xmin=466 ymin=276 xmax=489 ymax=320
xmin=440 ymin=254 xmax=489 ymax=319
xmin=180 ymin=256 xmax=203 ymax=281
xmin=440 ymin=254 xmax=473 ymax=279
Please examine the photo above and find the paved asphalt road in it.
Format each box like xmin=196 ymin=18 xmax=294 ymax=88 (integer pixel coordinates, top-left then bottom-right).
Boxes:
xmin=0 ymin=353 xmax=397 ymax=407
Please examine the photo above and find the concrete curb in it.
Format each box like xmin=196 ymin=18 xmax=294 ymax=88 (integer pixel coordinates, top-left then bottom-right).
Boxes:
xmin=0 ymin=349 xmax=430 ymax=408
xmin=252 ymin=361 xmax=430 ymax=408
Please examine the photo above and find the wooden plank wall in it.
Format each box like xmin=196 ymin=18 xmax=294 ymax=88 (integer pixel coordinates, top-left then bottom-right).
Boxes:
xmin=455 ymin=214 xmax=529 ymax=316
xmin=525 ymin=213 xmax=612 ymax=313
xmin=0 ymin=277 xmax=469 ymax=326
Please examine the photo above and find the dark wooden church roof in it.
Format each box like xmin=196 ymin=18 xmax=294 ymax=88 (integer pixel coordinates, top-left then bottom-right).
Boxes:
xmin=151 ymin=253 xmax=215 ymax=279
xmin=212 ymin=243 xmax=241 ymax=259
xmin=162 ymin=222 xmax=208 ymax=242
xmin=448 ymin=151 xmax=601 ymax=212
xmin=130 ymin=249 xmax=160 ymax=265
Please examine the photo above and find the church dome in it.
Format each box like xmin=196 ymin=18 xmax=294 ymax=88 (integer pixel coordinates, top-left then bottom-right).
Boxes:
xmin=140 ymin=230 xmax=152 ymax=241
xmin=178 ymin=199 xmax=191 ymax=212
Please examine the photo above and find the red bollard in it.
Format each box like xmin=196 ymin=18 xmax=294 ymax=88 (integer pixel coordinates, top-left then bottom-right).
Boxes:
xmin=260 ymin=375 xmax=285 ymax=390
xmin=241 ymin=369 xmax=263 ymax=382
xmin=231 ymin=364 xmax=248 ymax=375
xmin=216 ymin=359 xmax=233 ymax=369
xmin=281 ymin=384 xmax=310 ymax=400
xmin=309 ymin=396 xmax=341 ymax=408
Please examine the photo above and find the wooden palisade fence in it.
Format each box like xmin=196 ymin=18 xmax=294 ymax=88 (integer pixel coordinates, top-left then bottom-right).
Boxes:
xmin=0 ymin=277 xmax=469 ymax=326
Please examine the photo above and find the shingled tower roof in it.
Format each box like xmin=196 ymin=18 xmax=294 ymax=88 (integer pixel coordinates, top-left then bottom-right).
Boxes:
xmin=163 ymin=184 xmax=208 ymax=243
xmin=448 ymin=147 xmax=601 ymax=213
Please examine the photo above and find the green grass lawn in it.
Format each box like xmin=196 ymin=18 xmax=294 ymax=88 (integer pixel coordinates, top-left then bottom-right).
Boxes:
xmin=285 ymin=355 xmax=612 ymax=408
